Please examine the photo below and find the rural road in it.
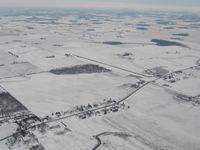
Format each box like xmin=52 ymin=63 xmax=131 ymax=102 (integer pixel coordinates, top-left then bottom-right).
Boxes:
xmin=72 ymin=54 xmax=152 ymax=78
xmin=0 ymin=60 xmax=199 ymax=143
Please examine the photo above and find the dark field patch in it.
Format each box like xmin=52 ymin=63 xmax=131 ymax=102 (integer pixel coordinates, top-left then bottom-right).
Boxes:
xmin=87 ymin=29 xmax=95 ymax=31
xmin=92 ymin=22 xmax=103 ymax=25
xmin=172 ymin=33 xmax=189 ymax=37
xmin=156 ymin=20 xmax=174 ymax=25
xmin=136 ymin=27 xmax=148 ymax=30
xmin=26 ymin=26 xmax=34 ymax=30
xmin=50 ymin=64 xmax=111 ymax=75
xmin=151 ymin=39 xmax=188 ymax=48
xmin=163 ymin=27 xmax=174 ymax=29
xmin=122 ymin=52 xmax=132 ymax=56
xmin=0 ymin=92 xmax=27 ymax=116
xmin=103 ymin=41 xmax=125 ymax=45
xmin=177 ymin=26 xmax=188 ymax=29
xmin=170 ymin=37 xmax=184 ymax=41
xmin=191 ymin=26 xmax=200 ymax=29
xmin=145 ymin=67 xmax=169 ymax=77
xmin=136 ymin=23 xmax=150 ymax=27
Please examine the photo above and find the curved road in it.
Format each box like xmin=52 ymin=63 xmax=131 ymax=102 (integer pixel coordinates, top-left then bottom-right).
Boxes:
xmin=92 ymin=132 xmax=130 ymax=150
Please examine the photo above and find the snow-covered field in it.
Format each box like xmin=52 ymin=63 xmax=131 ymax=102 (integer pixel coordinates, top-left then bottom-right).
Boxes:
xmin=0 ymin=8 xmax=200 ymax=150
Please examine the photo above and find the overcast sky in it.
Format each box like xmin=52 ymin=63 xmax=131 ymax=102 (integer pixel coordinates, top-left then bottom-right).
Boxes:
xmin=0 ymin=0 xmax=199 ymax=11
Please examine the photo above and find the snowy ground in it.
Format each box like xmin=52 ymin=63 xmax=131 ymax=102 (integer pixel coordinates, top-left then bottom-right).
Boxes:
xmin=0 ymin=8 xmax=200 ymax=150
